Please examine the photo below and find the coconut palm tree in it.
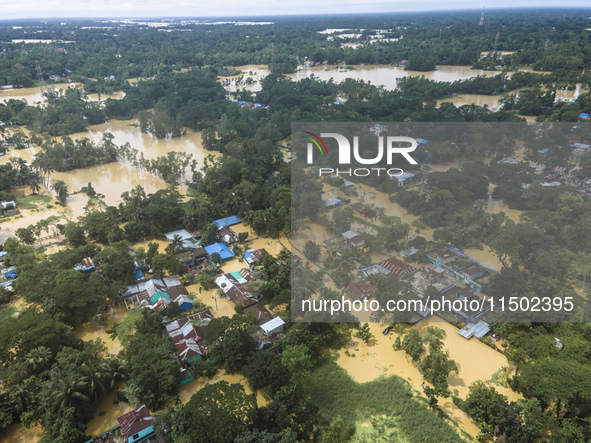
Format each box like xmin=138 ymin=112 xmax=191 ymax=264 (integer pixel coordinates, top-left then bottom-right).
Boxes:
xmin=336 ymin=253 xmax=356 ymax=276
xmin=242 ymin=210 xmax=254 ymax=233
xmin=79 ymin=360 xmax=111 ymax=402
xmin=16 ymin=157 xmax=28 ymax=173
xmin=106 ymin=357 xmax=128 ymax=390
xmin=25 ymin=346 xmax=52 ymax=372
xmin=52 ymin=378 xmax=90 ymax=411
xmin=187 ymin=198 xmax=199 ymax=213
xmin=51 ymin=180 xmax=68 ymax=204
xmin=41 ymin=163 xmax=55 ymax=188
xmin=28 ymin=177 xmax=42 ymax=195
xmin=11 ymin=384 xmax=30 ymax=414
xmin=170 ymin=234 xmax=185 ymax=253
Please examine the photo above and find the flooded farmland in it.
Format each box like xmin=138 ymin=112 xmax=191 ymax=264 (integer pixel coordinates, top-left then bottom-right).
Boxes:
xmin=0 ymin=119 xmax=218 ymax=243
xmin=336 ymin=319 xmax=520 ymax=439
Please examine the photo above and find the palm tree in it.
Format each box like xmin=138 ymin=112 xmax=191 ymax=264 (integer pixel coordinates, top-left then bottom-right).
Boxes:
xmin=51 ymin=180 xmax=68 ymax=204
xmin=170 ymin=234 xmax=185 ymax=253
xmin=28 ymin=177 xmax=42 ymax=195
xmin=52 ymin=378 xmax=90 ymax=411
xmin=11 ymin=384 xmax=30 ymax=414
xmin=183 ymin=212 xmax=199 ymax=231
xmin=42 ymin=163 xmax=55 ymax=188
xmin=187 ymin=198 xmax=199 ymax=213
xmin=25 ymin=346 xmax=52 ymax=372
xmin=336 ymin=253 xmax=357 ymax=276
xmin=242 ymin=210 xmax=254 ymax=233
xmin=106 ymin=357 xmax=128 ymax=390
xmin=51 ymin=180 xmax=66 ymax=195
xmin=79 ymin=360 xmax=111 ymax=402
xmin=16 ymin=157 xmax=28 ymax=173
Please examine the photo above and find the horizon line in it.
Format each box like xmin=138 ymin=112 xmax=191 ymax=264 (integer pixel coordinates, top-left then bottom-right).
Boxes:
xmin=2 ymin=6 xmax=591 ymax=22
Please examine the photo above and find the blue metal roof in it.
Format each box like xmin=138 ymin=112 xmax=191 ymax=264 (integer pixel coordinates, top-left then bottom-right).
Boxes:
xmin=204 ymin=243 xmax=235 ymax=260
xmin=212 ymin=215 xmax=241 ymax=228
xmin=133 ymin=269 xmax=144 ymax=280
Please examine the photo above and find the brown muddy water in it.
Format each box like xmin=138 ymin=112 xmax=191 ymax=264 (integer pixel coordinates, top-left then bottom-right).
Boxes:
xmin=223 ymin=64 xmax=505 ymax=93
xmin=0 ymin=83 xmax=124 ymax=105
xmin=0 ymin=119 xmax=218 ymax=244
xmin=337 ymin=320 xmax=520 ymax=439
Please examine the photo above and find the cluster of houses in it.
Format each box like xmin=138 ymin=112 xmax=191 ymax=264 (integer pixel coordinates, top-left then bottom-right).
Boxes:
xmin=163 ymin=309 xmax=214 ymax=364
xmin=345 ymin=247 xmax=496 ymax=339
xmin=512 ymin=131 xmax=591 ymax=192
xmin=120 ymin=275 xmax=194 ymax=312
xmin=215 ymin=266 xmax=273 ymax=320
xmin=346 ymin=255 xmax=416 ymax=303
xmin=426 ymin=247 xmax=495 ymax=293
xmin=160 ymin=217 xmax=244 ymax=270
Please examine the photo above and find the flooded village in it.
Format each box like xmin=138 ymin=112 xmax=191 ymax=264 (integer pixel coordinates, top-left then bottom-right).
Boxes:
xmin=1 ymin=12 xmax=591 ymax=443
xmin=0 ymin=65 xmax=586 ymax=443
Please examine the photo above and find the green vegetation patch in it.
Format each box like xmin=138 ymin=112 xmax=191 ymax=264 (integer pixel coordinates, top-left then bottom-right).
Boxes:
xmin=0 ymin=306 xmax=17 ymax=323
xmin=15 ymin=194 xmax=53 ymax=210
xmin=303 ymin=361 xmax=468 ymax=443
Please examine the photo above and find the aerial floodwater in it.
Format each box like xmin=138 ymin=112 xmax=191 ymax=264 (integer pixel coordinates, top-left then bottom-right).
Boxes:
xmin=0 ymin=120 xmax=217 ymax=244
xmin=2 ymin=8 xmax=591 ymax=443
xmin=0 ymin=84 xmax=125 ymax=105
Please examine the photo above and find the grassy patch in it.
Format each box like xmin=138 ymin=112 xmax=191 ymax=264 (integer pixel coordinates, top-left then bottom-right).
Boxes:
xmin=16 ymin=194 xmax=53 ymax=210
xmin=303 ymin=360 xmax=469 ymax=443
xmin=0 ymin=305 xmax=17 ymax=323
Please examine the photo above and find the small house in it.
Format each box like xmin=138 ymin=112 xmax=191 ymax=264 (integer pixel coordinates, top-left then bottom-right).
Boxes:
xmin=149 ymin=291 xmax=171 ymax=305
xmin=245 ymin=303 xmax=272 ymax=320
xmin=175 ymin=248 xmax=206 ymax=267
xmin=212 ymin=215 xmax=241 ymax=228
xmin=350 ymin=202 xmax=376 ymax=218
xmin=395 ymin=171 xmax=416 ymax=187
xmin=324 ymin=197 xmax=344 ymax=209
xmin=462 ymin=266 xmax=486 ymax=283
xmin=73 ymin=257 xmax=95 ymax=272
xmin=358 ymin=256 xmax=415 ymax=279
xmin=244 ymin=248 xmax=268 ymax=266
xmin=204 ymin=243 xmax=235 ymax=262
xmin=174 ymin=294 xmax=194 ymax=312
xmin=0 ymin=201 xmax=18 ymax=216
xmin=341 ymin=230 xmax=366 ymax=248
xmin=219 ymin=225 xmax=239 ymax=244
xmin=117 ymin=405 xmax=155 ymax=443
xmin=164 ymin=229 xmax=200 ymax=250
xmin=260 ymin=317 xmax=285 ymax=336
xmin=347 ymin=280 xmax=375 ymax=300
xmin=455 ymin=286 xmax=476 ymax=301
xmin=427 ymin=250 xmax=459 ymax=267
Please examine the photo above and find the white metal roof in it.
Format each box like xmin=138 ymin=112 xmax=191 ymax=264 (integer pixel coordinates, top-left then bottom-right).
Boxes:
xmin=261 ymin=317 xmax=285 ymax=333
xmin=164 ymin=229 xmax=193 ymax=241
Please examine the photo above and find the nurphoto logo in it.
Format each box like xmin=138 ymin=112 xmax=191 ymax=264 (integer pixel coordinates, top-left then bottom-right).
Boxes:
xmin=303 ymin=130 xmax=418 ymax=177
